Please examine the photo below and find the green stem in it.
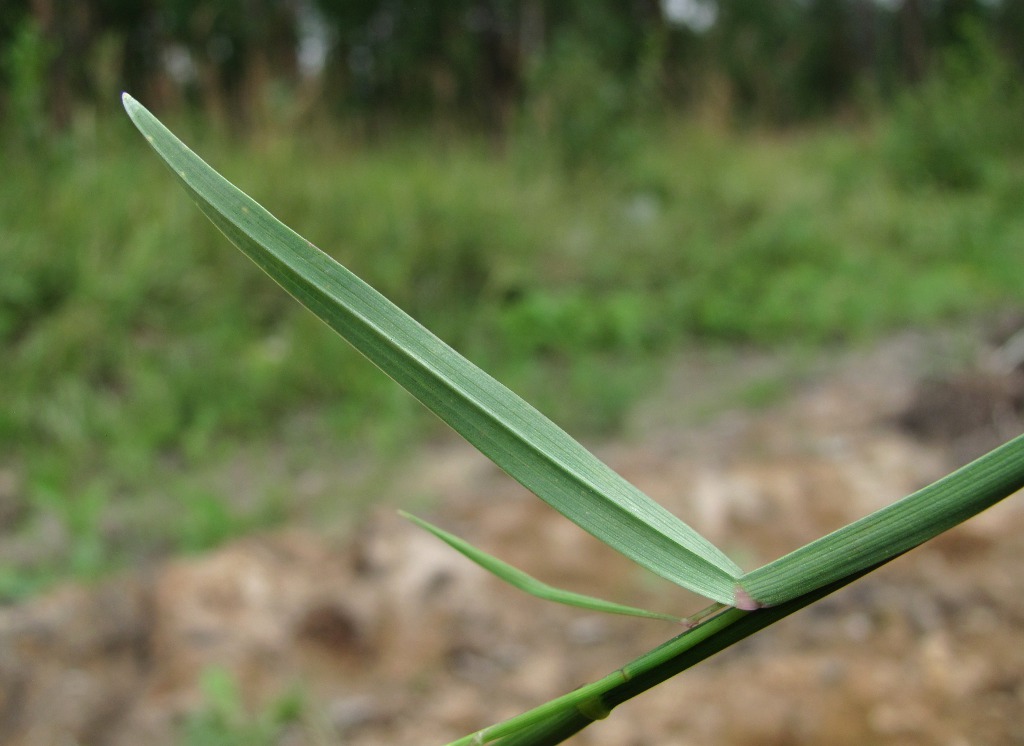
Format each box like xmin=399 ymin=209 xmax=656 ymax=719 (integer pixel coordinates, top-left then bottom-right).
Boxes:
xmin=459 ymin=559 xmax=893 ymax=746
xmin=459 ymin=435 xmax=1024 ymax=745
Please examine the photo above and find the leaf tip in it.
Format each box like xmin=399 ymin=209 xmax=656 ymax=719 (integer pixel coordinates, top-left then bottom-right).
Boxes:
xmin=398 ymin=510 xmax=437 ymax=536
xmin=121 ymin=93 xmax=147 ymax=129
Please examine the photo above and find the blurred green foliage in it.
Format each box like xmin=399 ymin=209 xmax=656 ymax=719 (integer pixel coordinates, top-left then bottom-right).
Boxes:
xmin=3 ymin=0 xmax=1024 ymax=135
xmin=3 ymin=1 xmax=1024 ymax=599
xmin=886 ymin=20 xmax=1024 ymax=190
xmin=1 ymin=17 xmax=51 ymax=146
xmin=181 ymin=667 xmax=307 ymax=746
xmin=4 ymin=89 xmax=1024 ymax=596
xmin=520 ymin=32 xmax=640 ymax=171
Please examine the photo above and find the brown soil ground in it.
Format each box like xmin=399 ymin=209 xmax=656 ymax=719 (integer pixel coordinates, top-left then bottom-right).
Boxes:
xmin=2 ymin=324 xmax=1023 ymax=746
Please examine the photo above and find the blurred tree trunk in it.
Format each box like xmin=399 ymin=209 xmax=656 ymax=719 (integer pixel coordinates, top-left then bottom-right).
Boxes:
xmin=31 ymin=0 xmax=92 ymax=130
xmin=519 ymin=0 xmax=544 ymax=63
xmin=118 ymin=1 xmax=164 ymax=112
xmin=477 ymin=0 xmax=520 ymax=135
xmin=900 ymin=0 xmax=928 ymax=82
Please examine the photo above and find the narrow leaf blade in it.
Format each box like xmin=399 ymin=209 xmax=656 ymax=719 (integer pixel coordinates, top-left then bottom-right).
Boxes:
xmin=401 ymin=511 xmax=683 ymax=622
xmin=739 ymin=432 xmax=1024 ymax=606
xmin=121 ymin=93 xmax=741 ymax=604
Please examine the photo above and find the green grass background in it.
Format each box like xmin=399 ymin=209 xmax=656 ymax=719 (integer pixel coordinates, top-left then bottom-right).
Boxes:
xmin=3 ymin=72 xmax=1024 ymax=599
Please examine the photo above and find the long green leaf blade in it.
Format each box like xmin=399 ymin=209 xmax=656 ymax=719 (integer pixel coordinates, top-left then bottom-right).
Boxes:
xmin=401 ymin=511 xmax=684 ymax=622
xmin=121 ymin=93 xmax=742 ymax=604
xmin=738 ymin=432 xmax=1024 ymax=607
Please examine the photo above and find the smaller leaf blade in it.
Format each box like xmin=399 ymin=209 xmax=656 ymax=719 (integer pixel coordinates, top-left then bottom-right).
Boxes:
xmin=401 ymin=511 xmax=683 ymax=623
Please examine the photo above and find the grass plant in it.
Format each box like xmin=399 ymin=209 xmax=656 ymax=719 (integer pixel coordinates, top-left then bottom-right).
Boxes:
xmin=123 ymin=93 xmax=1024 ymax=745
xmin=5 ymin=79 xmax=1024 ymax=598
xmin=181 ymin=667 xmax=307 ymax=746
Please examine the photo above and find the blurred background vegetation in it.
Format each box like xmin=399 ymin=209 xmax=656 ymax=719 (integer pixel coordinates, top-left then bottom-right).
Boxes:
xmin=3 ymin=0 xmax=1024 ymax=598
